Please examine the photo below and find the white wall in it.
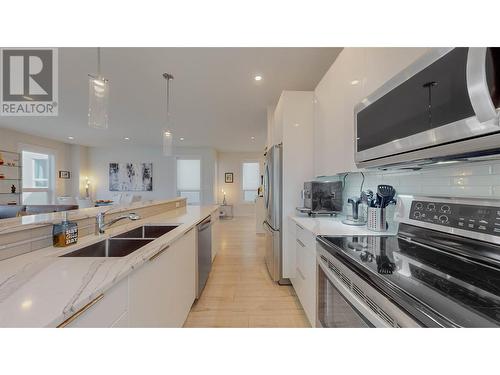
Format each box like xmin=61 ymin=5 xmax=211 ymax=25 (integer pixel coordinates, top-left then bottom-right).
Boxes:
xmin=88 ymin=145 xmax=217 ymax=204
xmin=0 ymin=127 xmax=73 ymax=203
xmin=217 ymin=152 xmax=263 ymax=216
xmin=69 ymin=144 xmax=91 ymax=198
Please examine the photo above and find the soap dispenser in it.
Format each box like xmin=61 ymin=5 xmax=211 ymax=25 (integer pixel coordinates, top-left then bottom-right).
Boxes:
xmin=53 ymin=211 xmax=78 ymax=247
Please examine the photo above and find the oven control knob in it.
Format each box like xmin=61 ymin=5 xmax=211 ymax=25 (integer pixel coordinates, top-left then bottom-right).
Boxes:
xmin=440 ymin=205 xmax=451 ymax=213
xmin=427 ymin=203 xmax=436 ymax=211
xmin=414 ymin=211 xmax=421 ymax=219
xmin=415 ymin=202 xmax=423 ymax=210
xmin=439 ymin=215 xmax=449 ymax=223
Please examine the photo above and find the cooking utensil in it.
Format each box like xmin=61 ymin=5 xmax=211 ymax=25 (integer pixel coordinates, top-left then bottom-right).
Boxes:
xmin=376 ymin=185 xmax=396 ymax=208
xmin=376 ymin=248 xmax=395 ymax=274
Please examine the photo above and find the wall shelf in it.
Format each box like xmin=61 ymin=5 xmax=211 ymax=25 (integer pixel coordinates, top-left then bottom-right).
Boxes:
xmin=0 ymin=150 xmax=21 ymax=204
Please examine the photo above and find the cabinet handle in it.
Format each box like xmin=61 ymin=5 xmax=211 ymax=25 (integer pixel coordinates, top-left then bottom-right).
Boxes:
xmin=149 ymin=244 xmax=170 ymax=261
xmin=296 ymin=239 xmax=305 ymax=247
xmin=296 ymin=267 xmax=306 ymax=281
xmin=57 ymin=294 xmax=104 ymax=328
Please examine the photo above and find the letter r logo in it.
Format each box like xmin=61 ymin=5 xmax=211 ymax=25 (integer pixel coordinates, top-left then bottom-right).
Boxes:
xmin=2 ymin=49 xmax=53 ymax=101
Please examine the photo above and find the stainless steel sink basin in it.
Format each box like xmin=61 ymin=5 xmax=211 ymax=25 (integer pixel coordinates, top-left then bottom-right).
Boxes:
xmin=60 ymin=238 xmax=153 ymax=258
xmin=112 ymin=225 xmax=179 ymax=239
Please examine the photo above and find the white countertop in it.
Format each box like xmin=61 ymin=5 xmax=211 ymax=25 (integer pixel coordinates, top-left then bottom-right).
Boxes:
xmin=289 ymin=213 xmax=398 ymax=237
xmin=0 ymin=205 xmax=218 ymax=327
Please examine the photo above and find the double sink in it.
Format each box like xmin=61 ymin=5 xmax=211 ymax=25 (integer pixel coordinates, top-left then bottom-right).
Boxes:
xmin=60 ymin=225 xmax=179 ymax=258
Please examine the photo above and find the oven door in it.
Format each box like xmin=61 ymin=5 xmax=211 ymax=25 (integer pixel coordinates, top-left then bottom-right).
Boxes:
xmin=317 ymin=261 xmax=373 ymax=328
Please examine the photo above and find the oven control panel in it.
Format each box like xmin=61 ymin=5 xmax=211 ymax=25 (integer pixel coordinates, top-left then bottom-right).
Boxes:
xmin=410 ymin=200 xmax=500 ymax=236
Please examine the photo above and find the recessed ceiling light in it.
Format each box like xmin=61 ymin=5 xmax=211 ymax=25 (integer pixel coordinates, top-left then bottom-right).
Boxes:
xmin=67 ymin=136 xmax=74 ymax=140
xmin=124 ymin=137 xmax=130 ymax=141
xmin=179 ymin=137 xmax=185 ymax=141
xmin=254 ymin=75 xmax=262 ymax=81
xmin=294 ymin=123 xmax=300 ymax=127
xmin=21 ymin=299 xmax=32 ymax=310
xmin=251 ymin=136 xmax=255 ymax=140
xmin=350 ymin=79 xmax=360 ymax=85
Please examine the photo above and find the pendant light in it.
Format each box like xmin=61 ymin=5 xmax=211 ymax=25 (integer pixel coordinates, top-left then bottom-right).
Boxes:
xmin=88 ymin=47 xmax=109 ymax=129
xmin=162 ymin=73 xmax=174 ymax=156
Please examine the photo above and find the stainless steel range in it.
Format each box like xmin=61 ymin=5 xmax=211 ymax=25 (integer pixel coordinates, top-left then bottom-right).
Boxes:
xmin=316 ymin=195 xmax=500 ymax=327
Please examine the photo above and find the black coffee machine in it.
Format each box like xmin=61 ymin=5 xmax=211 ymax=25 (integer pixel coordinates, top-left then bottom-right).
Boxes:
xmin=296 ymin=180 xmax=343 ymax=216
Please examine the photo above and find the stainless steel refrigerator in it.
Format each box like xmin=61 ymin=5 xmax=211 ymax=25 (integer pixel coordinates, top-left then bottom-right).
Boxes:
xmin=263 ymin=144 xmax=284 ymax=283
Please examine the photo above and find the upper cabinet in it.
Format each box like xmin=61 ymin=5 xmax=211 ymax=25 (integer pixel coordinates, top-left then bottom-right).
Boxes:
xmin=313 ymin=47 xmax=432 ymax=177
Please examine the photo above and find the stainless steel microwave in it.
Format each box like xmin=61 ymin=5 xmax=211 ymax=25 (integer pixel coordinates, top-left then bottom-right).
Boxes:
xmin=355 ymin=48 xmax=500 ymax=168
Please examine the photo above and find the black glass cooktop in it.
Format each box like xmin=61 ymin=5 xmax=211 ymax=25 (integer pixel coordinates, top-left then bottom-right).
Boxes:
xmin=319 ymin=225 xmax=500 ymax=327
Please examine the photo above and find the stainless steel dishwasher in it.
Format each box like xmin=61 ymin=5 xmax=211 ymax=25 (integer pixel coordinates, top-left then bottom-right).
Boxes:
xmin=196 ymin=216 xmax=212 ymax=298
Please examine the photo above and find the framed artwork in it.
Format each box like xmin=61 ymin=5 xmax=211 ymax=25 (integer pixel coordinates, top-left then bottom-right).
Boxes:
xmin=58 ymin=170 xmax=71 ymax=179
xmin=225 ymin=172 xmax=234 ymax=183
xmin=109 ymin=162 xmax=153 ymax=191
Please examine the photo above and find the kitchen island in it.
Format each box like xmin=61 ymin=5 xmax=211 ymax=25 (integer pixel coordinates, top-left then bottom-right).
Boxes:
xmin=0 ymin=199 xmax=218 ymax=327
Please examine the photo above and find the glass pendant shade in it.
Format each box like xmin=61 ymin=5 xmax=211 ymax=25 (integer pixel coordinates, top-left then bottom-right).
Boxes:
xmin=88 ymin=47 xmax=109 ymax=130
xmin=162 ymin=130 xmax=173 ymax=156
xmin=162 ymin=73 xmax=174 ymax=157
xmin=88 ymin=76 xmax=109 ymax=129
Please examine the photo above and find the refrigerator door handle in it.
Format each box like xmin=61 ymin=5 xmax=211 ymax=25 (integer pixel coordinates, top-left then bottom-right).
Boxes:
xmin=263 ymin=220 xmax=276 ymax=232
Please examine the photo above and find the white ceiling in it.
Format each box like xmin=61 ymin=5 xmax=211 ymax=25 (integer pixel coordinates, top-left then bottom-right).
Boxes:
xmin=0 ymin=47 xmax=341 ymax=152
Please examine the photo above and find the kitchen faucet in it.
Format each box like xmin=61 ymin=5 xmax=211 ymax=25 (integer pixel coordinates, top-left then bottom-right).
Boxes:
xmin=95 ymin=211 xmax=141 ymax=234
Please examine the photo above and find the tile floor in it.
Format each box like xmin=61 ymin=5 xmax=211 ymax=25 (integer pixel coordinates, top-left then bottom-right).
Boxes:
xmin=184 ymin=216 xmax=310 ymax=327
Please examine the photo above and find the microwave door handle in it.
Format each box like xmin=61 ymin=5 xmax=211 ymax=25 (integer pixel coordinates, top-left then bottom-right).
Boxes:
xmin=466 ymin=47 xmax=499 ymax=124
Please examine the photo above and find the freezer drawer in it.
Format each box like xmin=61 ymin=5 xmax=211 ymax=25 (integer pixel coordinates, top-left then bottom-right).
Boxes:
xmin=264 ymin=220 xmax=281 ymax=282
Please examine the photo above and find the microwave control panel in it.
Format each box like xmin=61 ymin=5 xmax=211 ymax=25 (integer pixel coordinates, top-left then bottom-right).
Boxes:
xmin=410 ymin=201 xmax=500 ymax=236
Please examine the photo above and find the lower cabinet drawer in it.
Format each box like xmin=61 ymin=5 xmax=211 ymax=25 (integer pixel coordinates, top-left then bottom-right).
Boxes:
xmin=294 ymin=236 xmax=317 ymax=327
xmin=63 ymin=278 xmax=128 ymax=328
xmin=296 ymin=223 xmax=315 ymax=249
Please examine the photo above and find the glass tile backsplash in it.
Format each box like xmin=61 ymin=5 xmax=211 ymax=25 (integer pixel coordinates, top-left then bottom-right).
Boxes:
xmin=316 ymin=160 xmax=500 ymax=215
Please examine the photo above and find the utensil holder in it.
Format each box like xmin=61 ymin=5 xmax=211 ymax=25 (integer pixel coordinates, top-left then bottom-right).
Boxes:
xmin=367 ymin=207 xmax=388 ymax=232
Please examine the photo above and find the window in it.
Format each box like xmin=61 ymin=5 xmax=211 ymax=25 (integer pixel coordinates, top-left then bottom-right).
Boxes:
xmin=22 ymin=150 xmax=55 ymax=204
xmin=177 ymin=159 xmax=201 ymax=204
xmin=33 ymin=159 xmax=49 ymax=187
xmin=242 ymin=162 xmax=260 ymax=202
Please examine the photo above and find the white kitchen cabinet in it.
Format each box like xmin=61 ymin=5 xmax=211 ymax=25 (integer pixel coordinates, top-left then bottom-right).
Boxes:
xmin=273 ymin=100 xmax=284 ymax=145
xmin=314 ymin=48 xmax=365 ymax=176
xmin=290 ymin=222 xmax=317 ymax=327
xmin=266 ymin=105 xmax=276 ymax=149
xmin=128 ymin=227 xmax=196 ymax=327
xmin=275 ymin=91 xmax=315 ymax=279
xmin=314 ymin=53 xmax=348 ymax=177
xmin=64 ymin=277 xmax=128 ymax=328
